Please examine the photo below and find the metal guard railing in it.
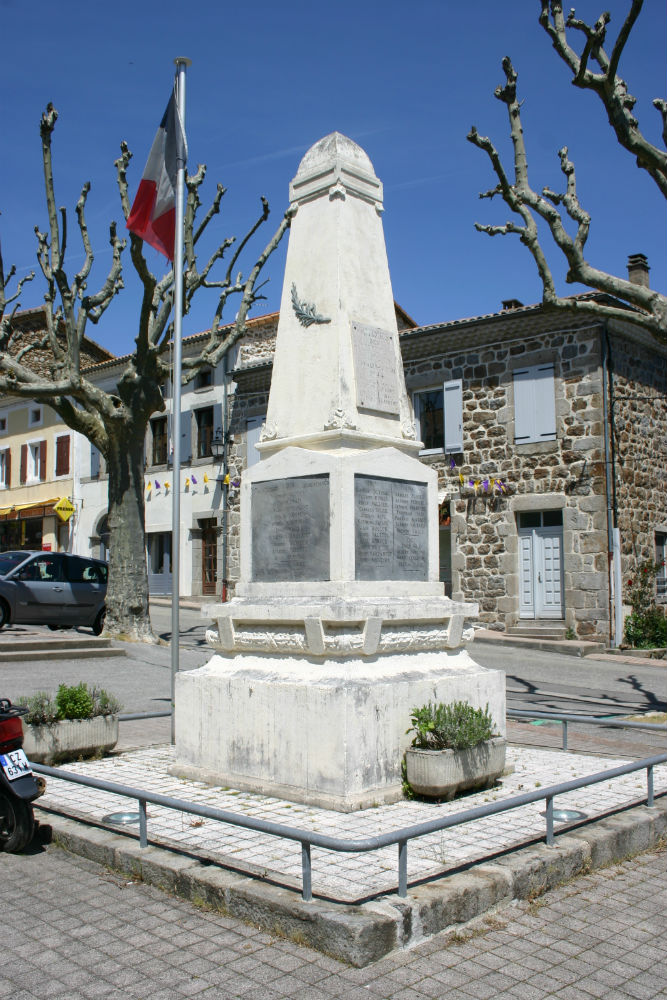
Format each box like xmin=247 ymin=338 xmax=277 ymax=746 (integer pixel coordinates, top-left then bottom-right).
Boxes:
xmin=33 ymin=749 xmax=666 ymax=903
xmin=507 ymin=708 xmax=667 ymax=751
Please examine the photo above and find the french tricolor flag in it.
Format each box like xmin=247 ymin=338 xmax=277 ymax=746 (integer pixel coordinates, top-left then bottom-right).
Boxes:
xmin=126 ymin=88 xmax=187 ymax=260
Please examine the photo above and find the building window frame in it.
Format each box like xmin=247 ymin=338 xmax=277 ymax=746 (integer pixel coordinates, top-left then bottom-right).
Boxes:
xmin=195 ymin=407 xmax=214 ymax=460
xmin=656 ymin=531 xmax=667 ymax=600
xmin=412 ymin=379 xmax=463 ymax=455
xmin=23 ymin=439 xmax=46 ymax=484
xmin=54 ymin=434 xmax=71 ymax=478
xmin=150 ymin=416 xmax=169 ymax=467
xmin=513 ymin=363 xmax=557 ymax=444
xmin=28 ymin=405 xmax=43 ymax=429
xmin=0 ymin=448 xmax=10 ymax=489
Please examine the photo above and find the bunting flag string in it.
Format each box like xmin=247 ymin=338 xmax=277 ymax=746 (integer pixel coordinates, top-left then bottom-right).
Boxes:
xmin=145 ymin=471 xmax=241 ymax=495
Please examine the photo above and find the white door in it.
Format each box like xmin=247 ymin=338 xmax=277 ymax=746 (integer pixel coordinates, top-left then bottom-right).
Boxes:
xmin=518 ymin=526 xmax=564 ymax=619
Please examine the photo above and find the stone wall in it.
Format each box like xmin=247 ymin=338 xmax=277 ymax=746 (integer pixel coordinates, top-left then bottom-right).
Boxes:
xmin=403 ymin=320 xmax=610 ymax=638
xmin=608 ymin=329 xmax=667 ymax=595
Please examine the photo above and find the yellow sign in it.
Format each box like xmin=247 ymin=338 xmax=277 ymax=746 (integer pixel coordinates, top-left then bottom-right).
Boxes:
xmin=53 ymin=497 xmax=76 ymax=523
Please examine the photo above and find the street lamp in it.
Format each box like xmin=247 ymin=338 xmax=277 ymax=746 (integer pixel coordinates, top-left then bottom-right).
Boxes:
xmin=210 ymin=429 xmax=225 ymax=464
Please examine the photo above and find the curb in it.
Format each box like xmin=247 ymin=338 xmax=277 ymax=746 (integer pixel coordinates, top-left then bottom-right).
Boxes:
xmin=473 ymin=632 xmax=605 ymax=658
xmin=37 ymin=796 xmax=667 ymax=968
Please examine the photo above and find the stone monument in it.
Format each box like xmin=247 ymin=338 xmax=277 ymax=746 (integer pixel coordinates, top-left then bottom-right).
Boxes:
xmin=174 ymin=133 xmax=505 ymax=811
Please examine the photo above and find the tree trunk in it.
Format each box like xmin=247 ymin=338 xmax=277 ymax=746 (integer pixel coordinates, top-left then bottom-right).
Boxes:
xmin=105 ymin=422 xmax=155 ymax=642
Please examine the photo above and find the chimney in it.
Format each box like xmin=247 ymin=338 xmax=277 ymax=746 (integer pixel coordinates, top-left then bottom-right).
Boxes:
xmin=627 ymin=253 xmax=650 ymax=288
xmin=501 ymin=298 xmax=524 ymax=310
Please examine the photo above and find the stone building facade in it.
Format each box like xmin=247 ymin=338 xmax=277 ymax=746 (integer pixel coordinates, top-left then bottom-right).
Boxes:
xmin=225 ymin=293 xmax=667 ymax=643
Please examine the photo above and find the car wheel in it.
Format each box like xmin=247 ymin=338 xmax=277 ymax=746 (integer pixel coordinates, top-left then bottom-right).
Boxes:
xmin=92 ymin=608 xmax=106 ymax=637
xmin=0 ymin=599 xmax=9 ymax=630
xmin=48 ymin=624 xmax=61 ymax=631
xmin=0 ymin=793 xmax=35 ymax=853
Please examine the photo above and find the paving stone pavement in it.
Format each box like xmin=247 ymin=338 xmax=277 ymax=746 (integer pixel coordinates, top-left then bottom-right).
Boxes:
xmin=1 ymin=840 xmax=665 ymax=999
xmin=34 ymin=744 xmax=667 ymax=901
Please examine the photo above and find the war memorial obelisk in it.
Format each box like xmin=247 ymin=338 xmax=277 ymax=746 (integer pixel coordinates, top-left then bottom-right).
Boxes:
xmin=174 ymin=133 xmax=505 ymax=811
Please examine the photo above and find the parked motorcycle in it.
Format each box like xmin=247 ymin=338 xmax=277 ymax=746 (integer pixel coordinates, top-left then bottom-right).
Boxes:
xmin=0 ymin=698 xmax=45 ymax=851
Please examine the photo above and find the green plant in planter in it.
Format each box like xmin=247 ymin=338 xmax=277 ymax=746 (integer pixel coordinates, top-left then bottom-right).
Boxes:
xmin=17 ymin=691 xmax=58 ymax=726
xmin=56 ymin=682 xmax=94 ymax=720
xmin=18 ymin=683 xmax=122 ymax=724
xmin=407 ymin=700 xmax=495 ymax=751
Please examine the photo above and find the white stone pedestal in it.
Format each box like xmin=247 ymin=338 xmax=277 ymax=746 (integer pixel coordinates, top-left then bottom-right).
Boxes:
xmin=173 ymin=598 xmax=505 ymax=811
xmin=174 ymin=648 xmax=504 ymax=812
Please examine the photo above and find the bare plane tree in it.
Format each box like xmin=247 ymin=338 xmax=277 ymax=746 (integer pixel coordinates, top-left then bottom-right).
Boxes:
xmin=467 ymin=0 xmax=667 ymax=341
xmin=0 ymin=104 xmax=292 ymax=641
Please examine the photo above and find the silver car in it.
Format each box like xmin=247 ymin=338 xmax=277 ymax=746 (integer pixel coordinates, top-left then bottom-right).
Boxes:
xmin=0 ymin=551 xmax=107 ymax=635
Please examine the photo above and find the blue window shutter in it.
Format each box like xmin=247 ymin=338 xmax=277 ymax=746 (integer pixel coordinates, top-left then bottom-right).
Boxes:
xmin=180 ymin=410 xmax=192 ymax=463
xmin=90 ymin=443 xmax=101 ymax=478
xmin=513 ymin=364 xmax=556 ymax=443
xmin=513 ymin=367 xmax=533 ymax=442
xmin=443 ymin=379 xmax=463 ymax=453
xmin=213 ymin=403 xmax=223 ymax=443
xmin=534 ymin=364 xmax=556 ymax=439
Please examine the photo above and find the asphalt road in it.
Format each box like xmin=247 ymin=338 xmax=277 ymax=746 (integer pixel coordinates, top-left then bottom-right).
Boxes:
xmin=0 ymin=604 xmax=664 ymax=755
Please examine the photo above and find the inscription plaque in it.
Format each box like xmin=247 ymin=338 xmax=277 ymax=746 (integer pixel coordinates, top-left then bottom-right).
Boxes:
xmin=355 ymin=475 xmax=429 ymax=581
xmin=251 ymin=475 xmax=330 ymax=581
xmin=351 ymin=321 xmax=400 ymax=415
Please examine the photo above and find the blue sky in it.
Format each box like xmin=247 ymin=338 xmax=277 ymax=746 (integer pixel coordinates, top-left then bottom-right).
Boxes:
xmin=2 ymin=0 xmax=665 ymax=357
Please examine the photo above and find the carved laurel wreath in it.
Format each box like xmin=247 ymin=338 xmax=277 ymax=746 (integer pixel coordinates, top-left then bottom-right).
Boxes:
xmin=291 ymin=283 xmax=331 ymax=328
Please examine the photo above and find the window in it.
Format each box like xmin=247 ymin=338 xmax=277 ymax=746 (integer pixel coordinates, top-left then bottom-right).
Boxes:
xmin=0 ymin=415 xmax=7 ymax=436
xmin=656 ymin=533 xmax=667 ymax=598
xmin=55 ymin=434 xmax=70 ymax=477
xmin=196 ymin=407 xmax=214 ymax=459
xmin=16 ymin=554 xmax=64 ymax=582
xmin=518 ymin=510 xmax=563 ymax=529
xmin=21 ymin=441 xmax=46 ymax=483
xmin=0 ymin=448 xmax=10 ymax=489
xmin=195 ymin=369 xmax=213 ymax=390
xmin=151 ymin=417 xmax=168 ymax=466
xmin=513 ymin=364 xmax=556 ymax=444
xmin=413 ymin=380 xmax=463 ymax=454
xmin=28 ymin=406 xmax=43 ymax=428
xmin=66 ymin=556 xmax=107 ymax=584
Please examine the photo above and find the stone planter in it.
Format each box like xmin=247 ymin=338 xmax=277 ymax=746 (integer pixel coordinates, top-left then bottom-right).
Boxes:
xmin=22 ymin=716 xmax=119 ymax=765
xmin=405 ymin=736 xmax=507 ymax=799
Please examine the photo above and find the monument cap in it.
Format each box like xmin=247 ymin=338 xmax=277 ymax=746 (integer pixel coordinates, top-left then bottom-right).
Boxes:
xmin=290 ymin=131 xmax=383 ymax=208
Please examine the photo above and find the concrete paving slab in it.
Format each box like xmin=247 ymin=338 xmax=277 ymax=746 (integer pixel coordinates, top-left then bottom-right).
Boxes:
xmin=32 ymin=743 xmax=667 ymax=966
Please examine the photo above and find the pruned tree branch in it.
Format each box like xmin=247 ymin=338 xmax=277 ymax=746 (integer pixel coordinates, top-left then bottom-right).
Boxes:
xmin=468 ymin=4 xmax=667 ymax=342
xmin=539 ymin=0 xmax=667 ymax=198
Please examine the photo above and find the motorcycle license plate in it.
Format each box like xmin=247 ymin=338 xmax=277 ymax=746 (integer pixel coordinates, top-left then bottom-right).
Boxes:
xmin=0 ymin=748 xmax=33 ymax=781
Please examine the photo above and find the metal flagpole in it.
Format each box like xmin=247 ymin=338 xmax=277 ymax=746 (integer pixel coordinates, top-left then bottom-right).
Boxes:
xmin=171 ymin=56 xmax=191 ymax=745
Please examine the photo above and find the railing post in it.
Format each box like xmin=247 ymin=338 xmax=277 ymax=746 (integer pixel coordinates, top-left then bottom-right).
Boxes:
xmin=647 ymin=765 xmax=654 ymax=807
xmin=301 ymin=842 xmax=312 ymax=902
xmin=545 ymin=795 xmax=555 ymax=847
xmin=139 ymin=799 xmax=148 ymax=848
xmin=562 ymin=720 xmax=568 ymax=751
xmin=398 ymin=839 xmax=408 ymax=897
